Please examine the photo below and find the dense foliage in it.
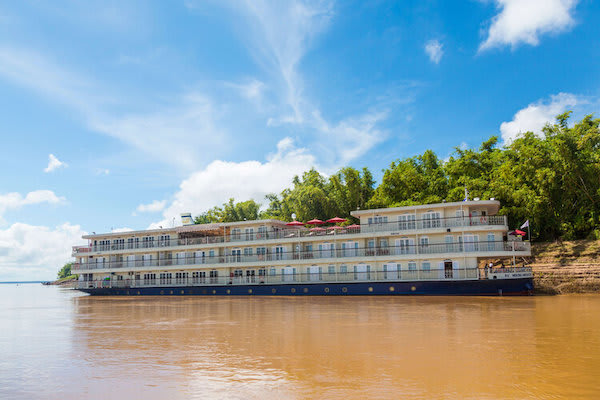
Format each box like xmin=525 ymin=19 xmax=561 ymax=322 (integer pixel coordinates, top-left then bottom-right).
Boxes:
xmin=194 ymin=113 xmax=600 ymax=241
xmin=57 ymin=262 xmax=74 ymax=279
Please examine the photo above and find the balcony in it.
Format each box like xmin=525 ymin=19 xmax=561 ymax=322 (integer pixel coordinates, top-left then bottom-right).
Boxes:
xmin=76 ymin=266 xmax=533 ymax=289
xmin=73 ymin=240 xmax=530 ymax=271
xmin=86 ymin=215 xmax=508 ymax=253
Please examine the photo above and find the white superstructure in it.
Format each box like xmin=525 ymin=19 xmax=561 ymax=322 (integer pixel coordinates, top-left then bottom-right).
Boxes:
xmin=72 ymin=200 xmax=531 ymax=289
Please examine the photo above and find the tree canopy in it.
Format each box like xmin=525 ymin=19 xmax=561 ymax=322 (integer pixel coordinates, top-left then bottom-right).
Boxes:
xmin=193 ymin=113 xmax=600 ymax=241
xmin=57 ymin=262 xmax=74 ymax=279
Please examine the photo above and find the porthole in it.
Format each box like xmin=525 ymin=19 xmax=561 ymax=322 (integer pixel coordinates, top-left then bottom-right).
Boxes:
xmin=181 ymin=290 xmax=185 ymax=295
xmin=411 ymin=286 xmax=416 ymax=292
xmin=248 ymin=289 xmax=253 ymax=294
xmin=303 ymin=288 xmax=308 ymax=293
xmin=137 ymin=291 xmax=141 ymax=295
xmin=169 ymin=290 xmax=173 ymax=295
xmin=226 ymin=289 xmax=231 ymax=294
xmin=389 ymin=286 xmax=395 ymax=292
xmin=368 ymin=287 xmax=373 ymax=292
xmin=272 ymin=288 xmax=277 ymax=294
xmin=291 ymin=288 xmax=296 ymax=294
xmin=126 ymin=290 xmax=130 ymax=295
xmin=160 ymin=290 xmax=164 ymax=295
xmin=212 ymin=290 xmax=216 ymax=294
xmin=324 ymin=287 xmax=330 ymax=293
xmin=342 ymin=287 xmax=348 ymax=293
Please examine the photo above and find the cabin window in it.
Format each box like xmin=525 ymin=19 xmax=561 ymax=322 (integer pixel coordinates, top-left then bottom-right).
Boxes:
xmin=328 ymin=265 xmax=335 ymax=274
xmin=487 ymin=233 xmax=495 ymax=251
xmin=464 ymin=235 xmax=480 ymax=251
xmin=422 ymin=261 xmax=431 ymax=271
xmin=422 ymin=211 xmax=441 ymax=228
xmin=398 ymin=214 xmax=416 ymax=230
xmin=158 ymin=235 xmax=170 ymax=247
xmin=257 ymin=226 xmax=267 ymax=239
xmin=408 ymin=261 xmax=417 ymax=271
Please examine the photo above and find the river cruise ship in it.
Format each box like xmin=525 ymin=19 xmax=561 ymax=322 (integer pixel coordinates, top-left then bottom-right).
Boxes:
xmin=72 ymin=200 xmax=533 ymax=296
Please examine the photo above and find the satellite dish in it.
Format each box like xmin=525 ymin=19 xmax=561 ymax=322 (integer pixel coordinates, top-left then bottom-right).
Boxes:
xmin=291 ymin=213 xmax=297 ymax=220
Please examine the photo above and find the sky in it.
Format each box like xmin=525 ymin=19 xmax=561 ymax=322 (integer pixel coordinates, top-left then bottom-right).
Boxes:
xmin=0 ymin=0 xmax=599 ymax=280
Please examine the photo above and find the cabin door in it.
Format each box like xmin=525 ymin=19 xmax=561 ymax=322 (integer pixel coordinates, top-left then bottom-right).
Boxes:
xmin=246 ymin=269 xmax=256 ymax=283
xmin=354 ymin=264 xmax=369 ymax=280
xmin=444 ymin=261 xmax=453 ymax=278
xmin=283 ymin=266 xmax=295 ymax=282
xmin=308 ymin=265 xmax=321 ymax=281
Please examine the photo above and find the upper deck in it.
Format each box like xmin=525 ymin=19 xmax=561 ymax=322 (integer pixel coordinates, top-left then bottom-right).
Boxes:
xmin=73 ymin=213 xmax=508 ymax=256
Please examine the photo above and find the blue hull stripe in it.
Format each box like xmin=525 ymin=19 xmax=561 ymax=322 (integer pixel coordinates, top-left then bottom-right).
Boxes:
xmin=78 ymin=278 xmax=534 ymax=296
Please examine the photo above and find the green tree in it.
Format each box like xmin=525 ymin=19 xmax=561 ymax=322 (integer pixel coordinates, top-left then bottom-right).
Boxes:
xmin=57 ymin=262 xmax=73 ymax=279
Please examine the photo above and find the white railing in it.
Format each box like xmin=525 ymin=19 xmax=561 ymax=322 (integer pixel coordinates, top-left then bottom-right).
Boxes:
xmin=78 ymin=267 xmax=497 ymax=289
xmin=73 ymin=240 xmax=530 ymax=272
xmin=83 ymin=215 xmax=508 ymax=253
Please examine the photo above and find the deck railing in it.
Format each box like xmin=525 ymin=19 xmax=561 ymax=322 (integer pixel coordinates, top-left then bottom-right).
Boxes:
xmin=73 ymin=240 xmax=530 ymax=271
xmin=77 ymin=266 xmax=533 ymax=289
xmin=76 ymin=215 xmax=508 ymax=254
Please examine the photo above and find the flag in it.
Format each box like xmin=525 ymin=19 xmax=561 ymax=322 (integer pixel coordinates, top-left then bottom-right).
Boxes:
xmin=520 ymin=220 xmax=529 ymax=229
xmin=463 ymin=187 xmax=468 ymax=201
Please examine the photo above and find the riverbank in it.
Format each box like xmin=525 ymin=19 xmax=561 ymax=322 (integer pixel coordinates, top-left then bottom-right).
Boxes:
xmin=44 ymin=275 xmax=78 ymax=286
xmin=530 ymin=240 xmax=600 ymax=294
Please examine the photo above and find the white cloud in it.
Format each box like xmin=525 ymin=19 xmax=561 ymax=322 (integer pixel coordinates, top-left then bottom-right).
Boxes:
xmin=499 ymin=92 xmax=579 ymax=143
xmin=0 ymin=46 xmax=227 ymax=170
xmin=95 ymin=168 xmax=110 ymax=175
xmin=111 ymin=227 xmax=133 ymax=233
xmin=226 ymin=78 xmax=266 ymax=101
xmin=152 ymin=137 xmax=317 ymax=229
xmin=90 ymin=93 xmax=227 ymax=170
xmin=44 ymin=153 xmax=67 ymax=173
xmin=0 ymin=190 xmax=65 ymax=222
xmin=424 ymin=39 xmax=443 ymax=64
xmin=234 ymin=0 xmax=334 ymax=123
xmin=136 ymin=200 xmax=167 ymax=213
xmin=0 ymin=222 xmax=86 ymax=281
xmin=225 ymin=1 xmax=389 ymax=165
xmin=480 ymin=0 xmax=579 ymax=51
xmin=312 ymin=110 xmax=387 ymax=165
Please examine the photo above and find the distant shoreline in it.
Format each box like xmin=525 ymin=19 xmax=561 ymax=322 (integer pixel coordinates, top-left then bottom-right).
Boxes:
xmin=0 ymin=281 xmax=45 ymax=284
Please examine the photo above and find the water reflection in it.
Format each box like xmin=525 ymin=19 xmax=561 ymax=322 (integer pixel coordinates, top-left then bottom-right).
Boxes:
xmin=2 ymin=284 xmax=600 ymax=399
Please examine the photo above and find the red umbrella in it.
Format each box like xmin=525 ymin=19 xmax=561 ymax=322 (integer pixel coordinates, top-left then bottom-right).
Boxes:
xmin=286 ymin=220 xmax=304 ymax=226
xmin=326 ymin=225 xmax=345 ymax=230
xmin=508 ymin=229 xmax=527 ymax=236
xmin=326 ymin=217 xmax=347 ymax=223
xmin=309 ymin=227 xmax=326 ymax=232
xmin=306 ymin=219 xmax=324 ymax=225
xmin=346 ymin=224 xmax=361 ymax=229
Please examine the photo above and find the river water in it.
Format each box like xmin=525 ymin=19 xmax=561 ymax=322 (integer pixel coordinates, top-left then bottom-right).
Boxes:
xmin=1 ymin=284 xmax=599 ymax=399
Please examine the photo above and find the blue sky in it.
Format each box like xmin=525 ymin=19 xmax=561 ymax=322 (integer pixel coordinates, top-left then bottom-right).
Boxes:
xmin=0 ymin=0 xmax=599 ymax=280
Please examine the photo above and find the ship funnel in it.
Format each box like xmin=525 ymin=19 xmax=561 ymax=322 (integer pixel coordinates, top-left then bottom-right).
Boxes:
xmin=180 ymin=213 xmax=193 ymax=225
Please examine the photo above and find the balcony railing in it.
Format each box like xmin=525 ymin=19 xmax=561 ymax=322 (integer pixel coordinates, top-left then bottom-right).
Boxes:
xmin=76 ymin=266 xmax=533 ymax=289
xmin=73 ymin=240 xmax=530 ymax=271
xmin=83 ymin=215 xmax=508 ymax=253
